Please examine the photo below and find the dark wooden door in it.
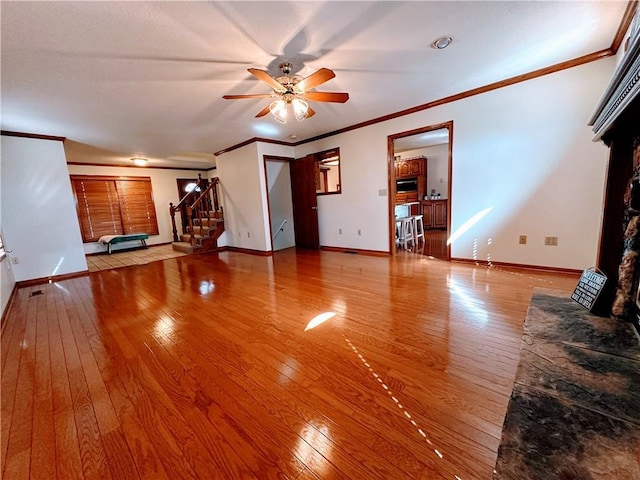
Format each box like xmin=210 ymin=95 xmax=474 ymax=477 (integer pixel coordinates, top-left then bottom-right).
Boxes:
xmin=176 ymin=178 xmax=202 ymax=233
xmin=290 ymin=155 xmax=320 ymax=249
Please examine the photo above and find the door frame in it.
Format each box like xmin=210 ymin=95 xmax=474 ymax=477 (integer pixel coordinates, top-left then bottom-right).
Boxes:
xmin=387 ymin=120 xmax=454 ymax=258
xmin=262 ymin=155 xmax=294 ymax=252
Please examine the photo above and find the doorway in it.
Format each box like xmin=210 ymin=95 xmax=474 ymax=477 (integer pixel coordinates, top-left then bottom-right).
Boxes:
xmin=388 ymin=121 xmax=453 ymax=260
xmin=263 ymin=156 xmax=297 ymax=251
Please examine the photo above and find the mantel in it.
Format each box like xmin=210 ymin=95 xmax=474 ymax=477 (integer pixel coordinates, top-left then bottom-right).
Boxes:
xmin=590 ymin=4 xmax=640 ymax=142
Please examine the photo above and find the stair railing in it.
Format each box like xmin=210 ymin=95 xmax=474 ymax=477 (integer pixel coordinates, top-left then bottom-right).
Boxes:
xmin=169 ymin=174 xmax=207 ymax=242
xmin=272 ymin=219 xmax=287 ymax=241
xmin=185 ymin=177 xmax=222 ymax=246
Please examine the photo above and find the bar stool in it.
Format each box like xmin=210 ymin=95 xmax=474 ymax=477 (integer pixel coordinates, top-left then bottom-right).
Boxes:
xmin=395 ymin=216 xmax=414 ymax=249
xmin=411 ymin=214 xmax=425 ymax=244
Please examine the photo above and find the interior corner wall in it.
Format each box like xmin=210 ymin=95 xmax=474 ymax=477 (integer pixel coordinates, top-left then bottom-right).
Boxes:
xmin=1 ymin=136 xmax=88 ymax=281
xmin=294 ymin=57 xmax=616 ymax=269
xmin=66 ymin=164 xmax=207 ymax=253
xmin=256 ymin=143 xmax=295 ymax=250
xmin=215 ymin=143 xmax=269 ymax=251
xmin=0 ymin=151 xmax=16 ymax=316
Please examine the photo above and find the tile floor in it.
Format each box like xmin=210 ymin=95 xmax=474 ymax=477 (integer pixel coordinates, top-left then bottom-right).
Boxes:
xmin=86 ymin=244 xmax=187 ymax=272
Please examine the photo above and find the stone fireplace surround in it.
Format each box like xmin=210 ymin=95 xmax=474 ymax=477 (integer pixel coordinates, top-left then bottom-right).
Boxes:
xmin=590 ymin=6 xmax=640 ymax=336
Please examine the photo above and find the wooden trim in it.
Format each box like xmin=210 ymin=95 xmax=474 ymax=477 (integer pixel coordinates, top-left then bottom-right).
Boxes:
xmin=299 ymin=49 xmax=613 ymax=146
xmin=388 ymin=121 xmax=453 ymax=259
xmin=16 ymin=270 xmax=89 ymax=288
xmin=611 ymin=0 xmax=638 ymax=54
xmin=215 ymin=49 xmax=613 ymax=157
xmin=225 ymin=246 xmax=273 ymax=256
xmin=67 ymin=161 xmax=206 ymax=172
xmin=0 ymin=284 xmax=18 ymax=334
xmin=70 ymin=174 xmax=152 ymax=182
xmin=451 ymin=257 xmax=582 ymax=276
xmin=214 ymin=137 xmax=295 ymax=157
xmin=1 ymin=130 xmax=66 ymax=142
xmin=320 ymin=246 xmax=390 ymax=257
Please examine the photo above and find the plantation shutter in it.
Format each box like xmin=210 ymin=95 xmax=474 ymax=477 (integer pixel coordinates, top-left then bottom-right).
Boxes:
xmin=72 ymin=178 xmax=123 ymax=242
xmin=71 ymin=176 xmax=159 ymax=243
xmin=115 ymin=179 xmax=159 ymax=235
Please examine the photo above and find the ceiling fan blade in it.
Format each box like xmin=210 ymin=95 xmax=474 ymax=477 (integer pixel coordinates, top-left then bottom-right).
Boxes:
xmin=223 ymin=94 xmax=273 ymax=100
xmin=306 ymin=106 xmax=316 ymax=118
xmin=305 ymin=92 xmax=349 ymax=103
xmin=247 ymin=68 xmax=285 ymax=91
xmin=297 ymin=68 xmax=336 ymax=91
xmin=255 ymin=104 xmax=271 ymax=118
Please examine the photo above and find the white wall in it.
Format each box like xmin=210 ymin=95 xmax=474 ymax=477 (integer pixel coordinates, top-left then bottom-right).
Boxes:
xmin=265 ymin=159 xmax=295 ymax=251
xmin=398 ymin=144 xmax=449 ymax=199
xmin=67 ymin=164 xmax=207 ymax=253
xmin=215 ymin=143 xmax=267 ymax=251
xmin=0 ymin=140 xmax=17 ymax=317
xmin=295 ymin=58 xmax=615 ymax=269
xmin=1 ymin=136 xmax=88 ymax=281
xmin=215 ymin=142 xmax=296 ymax=252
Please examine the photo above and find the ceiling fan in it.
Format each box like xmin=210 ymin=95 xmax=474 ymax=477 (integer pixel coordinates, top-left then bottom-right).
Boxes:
xmin=223 ymin=62 xmax=349 ymax=123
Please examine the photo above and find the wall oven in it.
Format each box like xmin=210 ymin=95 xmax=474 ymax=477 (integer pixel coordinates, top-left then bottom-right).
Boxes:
xmin=396 ymin=178 xmax=418 ymax=193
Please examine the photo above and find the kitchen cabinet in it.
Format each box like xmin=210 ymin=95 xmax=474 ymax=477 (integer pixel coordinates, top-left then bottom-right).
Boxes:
xmin=395 ymin=157 xmax=425 ymax=178
xmin=422 ymin=200 xmax=447 ymax=229
xmin=394 ymin=156 xmax=427 ymax=205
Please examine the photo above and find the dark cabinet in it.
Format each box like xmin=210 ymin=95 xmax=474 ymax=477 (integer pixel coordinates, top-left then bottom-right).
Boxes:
xmin=422 ymin=200 xmax=447 ymax=229
xmin=394 ymin=156 xmax=427 ymax=205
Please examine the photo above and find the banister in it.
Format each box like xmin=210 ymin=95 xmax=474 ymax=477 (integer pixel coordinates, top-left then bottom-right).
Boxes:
xmin=173 ymin=173 xmax=205 ymax=211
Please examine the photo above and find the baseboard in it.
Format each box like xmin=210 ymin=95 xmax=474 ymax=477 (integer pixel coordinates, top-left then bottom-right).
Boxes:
xmin=321 ymin=246 xmax=390 ymax=257
xmin=1 ymin=284 xmax=18 ymax=334
xmin=224 ymin=246 xmax=273 ymax=256
xmin=451 ymin=257 xmax=582 ymax=276
xmin=16 ymin=269 xmax=89 ymax=288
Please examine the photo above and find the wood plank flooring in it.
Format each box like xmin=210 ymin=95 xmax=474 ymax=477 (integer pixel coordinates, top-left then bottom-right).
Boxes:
xmin=1 ymin=249 xmax=579 ymax=479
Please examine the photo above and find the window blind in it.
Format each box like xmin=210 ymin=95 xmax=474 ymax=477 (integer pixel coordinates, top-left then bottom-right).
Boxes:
xmin=71 ymin=176 xmax=159 ymax=243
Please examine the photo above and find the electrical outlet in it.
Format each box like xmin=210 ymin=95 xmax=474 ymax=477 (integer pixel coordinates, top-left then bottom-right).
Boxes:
xmin=357 ymin=229 xmax=362 ymax=236
xmin=544 ymin=236 xmax=558 ymax=246
xmin=519 ymin=235 xmax=527 ymax=245
xmin=11 ymin=257 xmax=19 ymax=264
xmin=338 ymin=228 xmax=342 ymax=234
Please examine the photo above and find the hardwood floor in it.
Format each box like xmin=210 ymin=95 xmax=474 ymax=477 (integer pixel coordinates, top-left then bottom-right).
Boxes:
xmin=1 ymin=249 xmax=579 ymax=479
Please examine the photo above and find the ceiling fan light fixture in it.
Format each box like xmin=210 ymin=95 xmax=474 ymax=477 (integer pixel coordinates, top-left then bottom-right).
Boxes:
xmin=292 ymin=98 xmax=309 ymax=122
xmin=269 ymin=99 xmax=287 ymax=124
xmin=431 ymin=36 xmax=453 ymax=49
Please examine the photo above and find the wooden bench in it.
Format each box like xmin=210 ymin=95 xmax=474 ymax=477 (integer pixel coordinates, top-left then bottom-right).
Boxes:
xmin=98 ymin=234 xmax=149 ymax=254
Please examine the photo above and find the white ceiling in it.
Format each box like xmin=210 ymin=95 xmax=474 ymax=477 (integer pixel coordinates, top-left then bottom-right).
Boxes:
xmin=1 ymin=1 xmax=627 ymax=169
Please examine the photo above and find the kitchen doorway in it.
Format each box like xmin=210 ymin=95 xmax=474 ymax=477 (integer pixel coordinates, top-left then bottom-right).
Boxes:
xmin=388 ymin=121 xmax=453 ymax=260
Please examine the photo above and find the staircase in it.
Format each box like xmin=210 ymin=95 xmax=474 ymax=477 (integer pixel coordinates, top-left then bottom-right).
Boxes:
xmin=170 ymin=176 xmax=225 ymax=254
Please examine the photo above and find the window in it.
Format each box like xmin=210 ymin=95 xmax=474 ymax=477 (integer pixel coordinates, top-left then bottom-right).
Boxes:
xmin=314 ymin=148 xmax=341 ymax=195
xmin=71 ymin=176 xmax=159 ymax=243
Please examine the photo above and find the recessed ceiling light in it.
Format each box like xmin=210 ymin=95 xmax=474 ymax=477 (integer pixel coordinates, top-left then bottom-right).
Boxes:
xmin=431 ymin=36 xmax=453 ymax=50
xmin=132 ymin=157 xmax=148 ymax=166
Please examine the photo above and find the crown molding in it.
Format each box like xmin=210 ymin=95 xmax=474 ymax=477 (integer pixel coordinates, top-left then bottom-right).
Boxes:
xmin=1 ymin=130 xmax=66 ymax=142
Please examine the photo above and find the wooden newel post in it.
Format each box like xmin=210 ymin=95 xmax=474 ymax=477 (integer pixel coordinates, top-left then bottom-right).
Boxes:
xmin=213 ymin=180 xmax=219 ymax=214
xmin=169 ymin=202 xmax=179 ymax=242
xmin=186 ymin=206 xmax=195 ymax=245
